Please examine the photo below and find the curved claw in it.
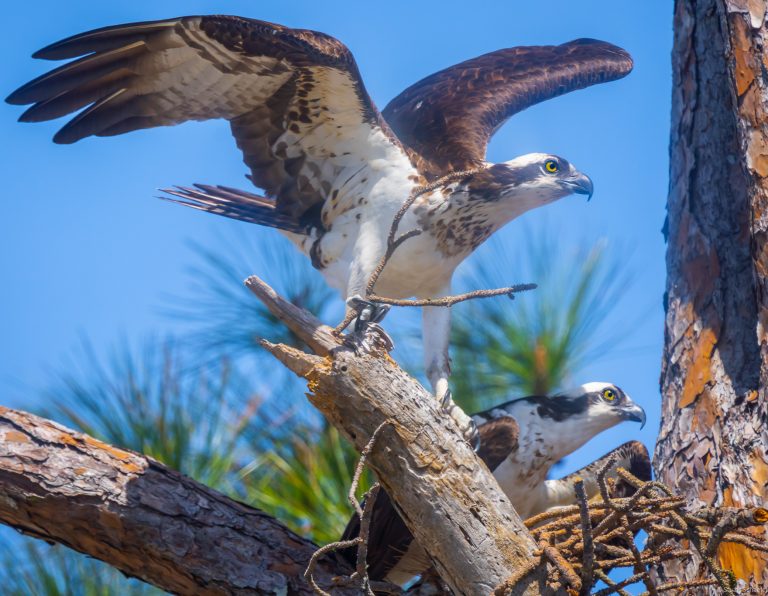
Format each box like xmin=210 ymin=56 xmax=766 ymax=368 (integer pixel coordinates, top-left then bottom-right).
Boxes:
xmin=347 ymin=295 xmax=390 ymax=332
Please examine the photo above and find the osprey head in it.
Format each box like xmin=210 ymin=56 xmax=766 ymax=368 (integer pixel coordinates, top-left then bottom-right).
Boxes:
xmin=509 ymin=381 xmax=646 ymax=462
xmin=556 ymin=381 xmax=646 ymax=429
xmin=495 ymin=152 xmax=594 ymax=204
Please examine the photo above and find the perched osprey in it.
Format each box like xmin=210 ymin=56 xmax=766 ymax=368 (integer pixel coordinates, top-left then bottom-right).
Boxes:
xmin=6 ymin=16 xmax=633 ymax=442
xmin=340 ymin=382 xmax=649 ymax=586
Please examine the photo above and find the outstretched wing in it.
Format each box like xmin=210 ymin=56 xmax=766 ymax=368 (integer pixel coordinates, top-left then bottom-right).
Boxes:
xmin=383 ymin=39 xmax=633 ymax=179
xmin=338 ymin=416 xmax=519 ymax=582
xmin=7 ymin=16 xmax=411 ymax=226
xmin=544 ymin=440 xmax=652 ymax=510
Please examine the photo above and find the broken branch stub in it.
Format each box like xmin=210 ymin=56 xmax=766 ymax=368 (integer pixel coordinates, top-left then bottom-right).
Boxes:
xmin=245 ymin=274 xmax=549 ymax=596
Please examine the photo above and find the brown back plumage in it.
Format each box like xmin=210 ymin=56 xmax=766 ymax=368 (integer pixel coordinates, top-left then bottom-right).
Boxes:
xmin=383 ymin=39 xmax=633 ymax=179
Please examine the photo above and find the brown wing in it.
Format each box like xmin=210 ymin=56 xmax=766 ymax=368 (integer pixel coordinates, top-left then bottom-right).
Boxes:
xmin=6 ymin=15 xmax=410 ymax=224
xmin=383 ymin=39 xmax=633 ymax=179
xmin=338 ymin=416 xmax=519 ymax=582
xmin=548 ymin=440 xmax=652 ymax=508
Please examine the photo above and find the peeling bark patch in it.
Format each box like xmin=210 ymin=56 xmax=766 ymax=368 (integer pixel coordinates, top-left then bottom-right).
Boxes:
xmin=747 ymin=0 xmax=766 ymax=28
xmin=691 ymin=388 xmax=718 ymax=432
xmin=732 ymin=18 xmax=755 ymax=95
xmin=718 ymin=541 xmax=766 ymax=581
xmin=680 ymin=328 xmax=717 ymax=408
xmin=747 ymin=130 xmax=768 ymax=177
xmin=749 ymin=452 xmax=768 ymax=494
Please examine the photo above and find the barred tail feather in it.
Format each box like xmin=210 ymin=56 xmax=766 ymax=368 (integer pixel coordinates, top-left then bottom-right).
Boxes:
xmin=159 ymin=184 xmax=311 ymax=234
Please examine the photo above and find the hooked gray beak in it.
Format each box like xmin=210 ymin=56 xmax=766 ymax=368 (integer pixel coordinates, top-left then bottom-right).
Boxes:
xmin=621 ymin=402 xmax=647 ymax=429
xmin=561 ymin=172 xmax=594 ymax=201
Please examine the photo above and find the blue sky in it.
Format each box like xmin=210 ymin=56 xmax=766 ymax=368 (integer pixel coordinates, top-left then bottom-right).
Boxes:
xmin=1 ymin=0 xmax=671 ymax=479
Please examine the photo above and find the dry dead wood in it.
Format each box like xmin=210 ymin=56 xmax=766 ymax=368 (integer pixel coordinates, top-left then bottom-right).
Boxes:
xmin=246 ymin=274 xmax=549 ymax=596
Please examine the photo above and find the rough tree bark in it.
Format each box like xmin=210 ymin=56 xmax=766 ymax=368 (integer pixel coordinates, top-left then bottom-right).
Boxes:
xmin=246 ymin=276 xmax=550 ymax=596
xmin=0 ymin=277 xmax=550 ymax=596
xmin=656 ymin=0 xmax=768 ymax=590
xmin=0 ymin=406 xmax=357 ymax=595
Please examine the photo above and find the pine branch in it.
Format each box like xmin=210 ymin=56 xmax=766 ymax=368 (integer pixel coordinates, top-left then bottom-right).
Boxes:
xmin=0 ymin=406 xmax=356 ymax=595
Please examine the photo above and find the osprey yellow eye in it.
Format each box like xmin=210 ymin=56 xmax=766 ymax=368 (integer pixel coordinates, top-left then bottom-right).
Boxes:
xmin=544 ymin=159 xmax=559 ymax=173
xmin=602 ymin=388 xmax=617 ymax=401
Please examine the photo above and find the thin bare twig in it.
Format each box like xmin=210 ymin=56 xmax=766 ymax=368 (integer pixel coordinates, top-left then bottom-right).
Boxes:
xmin=356 ymin=484 xmax=382 ymax=595
xmin=366 ymin=168 xmax=483 ymax=297
xmin=574 ymin=479 xmax=595 ymax=595
xmin=305 ymin=423 xmax=391 ymax=596
xmin=369 ymin=283 xmax=537 ymax=307
xmin=349 ymin=422 xmax=388 ymax=518
xmin=304 ymin=539 xmax=362 ymax=596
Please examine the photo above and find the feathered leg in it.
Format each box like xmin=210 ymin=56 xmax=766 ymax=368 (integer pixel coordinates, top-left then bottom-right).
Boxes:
xmin=423 ymin=287 xmax=479 ymax=449
xmin=341 ymin=232 xmax=395 ymax=352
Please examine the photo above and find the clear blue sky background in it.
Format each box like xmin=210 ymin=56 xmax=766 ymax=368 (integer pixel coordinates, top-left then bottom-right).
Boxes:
xmin=1 ymin=1 xmax=671 ymax=479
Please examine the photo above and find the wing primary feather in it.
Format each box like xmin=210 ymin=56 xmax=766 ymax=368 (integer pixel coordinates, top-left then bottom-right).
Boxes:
xmin=52 ymin=87 xmax=129 ymax=144
xmin=7 ymin=41 xmax=146 ymax=106
xmin=31 ymin=18 xmax=181 ymax=60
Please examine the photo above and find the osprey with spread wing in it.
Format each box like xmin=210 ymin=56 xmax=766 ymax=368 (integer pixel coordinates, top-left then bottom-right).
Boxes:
xmin=340 ymin=382 xmax=650 ymax=587
xmin=7 ymin=16 xmax=633 ymax=442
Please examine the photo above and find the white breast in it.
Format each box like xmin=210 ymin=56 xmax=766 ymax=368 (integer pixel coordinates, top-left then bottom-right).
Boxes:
xmin=289 ymin=138 xmax=459 ymax=299
xmin=490 ymin=404 xmax=559 ymax=519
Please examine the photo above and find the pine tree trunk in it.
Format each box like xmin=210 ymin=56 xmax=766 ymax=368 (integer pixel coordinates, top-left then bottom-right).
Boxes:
xmin=656 ymin=0 xmax=768 ymax=590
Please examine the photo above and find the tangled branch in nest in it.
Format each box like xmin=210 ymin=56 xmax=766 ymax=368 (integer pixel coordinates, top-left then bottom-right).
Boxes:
xmin=494 ymin=455 xmax=768 ymax=595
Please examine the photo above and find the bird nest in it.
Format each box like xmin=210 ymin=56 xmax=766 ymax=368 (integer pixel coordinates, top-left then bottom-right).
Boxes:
xmin=494 ymin=457 xmax=768 ymax=595
xmin=306 ymin=427 xmax=768 ymax=595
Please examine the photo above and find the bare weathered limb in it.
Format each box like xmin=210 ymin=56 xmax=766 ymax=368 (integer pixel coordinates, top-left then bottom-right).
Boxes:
xmin=244 ymin=276 xmax=338 ymax=355
xmin=0 ymin=406 xmax=355 ymax=595
xmin=246 ymin=274 xmax=549 ymax=596
xmin=656 ymin=0 xmax=768 ymax=591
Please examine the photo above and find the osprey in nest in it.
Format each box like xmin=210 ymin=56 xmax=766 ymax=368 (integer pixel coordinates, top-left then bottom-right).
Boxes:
xmin=6 ymin=16 xmax=633 ymax=443
xmin=340 ymin=382 xmax=650 ymax=587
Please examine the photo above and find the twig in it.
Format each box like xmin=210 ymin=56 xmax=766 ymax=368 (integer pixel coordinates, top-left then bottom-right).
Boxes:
xmin=501 ymin=451 xmax=768 ymax=595
xmin=492 ymin=560 xmax=540 ymax=596
xmin=541 ymin=542 xmax=582 ymax=591
xmin=305 ymin=422 xmax=389 ymax=595
xmin=361 ymin=168 xmax=538 ymax=313
xmin=651 ymin=578 xmax=720 ymax=593
xmin=593 ymin=569 xmax=633 ymax=596
xmin=304 ymin=539 xmax=362 ymax=596
xmin=349 ymin=422 xmax=388 ymax=518
xmin=368 ymin=284 xmax=537 ymax=307
xmin=574 ymin=479 xmax=595 ymax=595
xmin=356 ymin=484 xmax=382 ymax=596
xmin=365 ymin=168 xmax=483 ymax=297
